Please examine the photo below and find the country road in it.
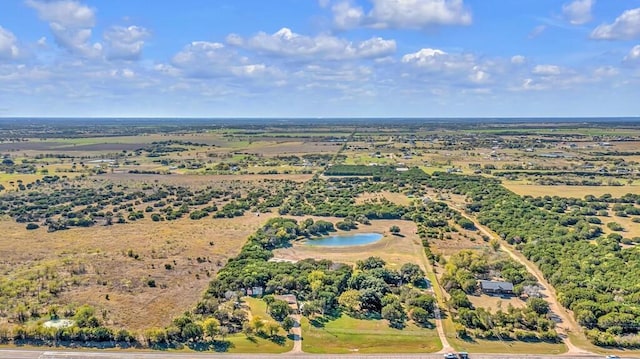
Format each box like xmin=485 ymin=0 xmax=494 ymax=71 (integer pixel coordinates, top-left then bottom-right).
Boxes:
xmin=0 ymin=348 xmax=625 ymax=359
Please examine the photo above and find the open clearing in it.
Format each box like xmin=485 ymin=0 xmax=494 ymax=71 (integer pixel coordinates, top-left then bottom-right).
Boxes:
xmin=273 ymin=217 xmax=421 ymax=269
xmin=597 ymin=213 xmax=640 ymax=238
xmin=355 ymin=191 xmax=413 ymax=206
xmin=222 ymin=297 xmax=293 ymax=354
xmin=301 ymin=314 xmax=441 ymax=354
xmin=467 ymin=293 xmax=527 ymax=312
xmin=0 ymin=213 xmax=274 ymax=331
xmin=503 ymin=183 xmax=639 ymax=198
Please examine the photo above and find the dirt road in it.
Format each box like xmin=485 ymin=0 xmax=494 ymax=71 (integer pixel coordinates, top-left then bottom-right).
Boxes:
xmin=452 ymin=207 xmax=591 ymax=355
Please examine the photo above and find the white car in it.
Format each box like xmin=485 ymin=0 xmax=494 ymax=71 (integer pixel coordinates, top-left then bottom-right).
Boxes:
xmin=443 ymin=354 xmax=457 ymax=359
xmin=606 ymin=355 xmax=620 ymax=359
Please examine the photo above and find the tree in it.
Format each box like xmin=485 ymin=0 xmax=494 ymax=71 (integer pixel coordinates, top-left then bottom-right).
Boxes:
xmin=360 ymin=288 xmax=382 ymax=312
xmin=449 ymin=289 xmax=472 ymax=309
xmin=527 ymin=297 xmax=549 ymax=315
xmin=268 ymin=300 xmax=292 ymax=322
xmin=575 ymin=309 xmax=596 ymax=329
xmin=265 ymin=321 xmax=281 ymax=337
xmin=457 ymin=217 xmax=476 ymax=230
xmin=410 ymin=307 xmax=430 ymax=325
xmin=181 ymin=322 xmax=203 ymax=342
xmin=408 ymin=294 xmax=435 ymax=314
xmin=390 ymin=225 xmax=401 ymax=234
xmin=356 ymin=256 xmax=386 ymax=270
xmin=281 ymin=316 xmax=295 ymax=333
xmin=381 ymin=303 xmax=406 ymax=327
xmin=399 ymin=263 xmax=424 ymax=285
xmin=338 ymin=289 xmax=361 ymax=313
xmin=489 ymin=238 xmax=500 ymax=251
xmin=250 ymin=316 xmax=265 ymax=335
xmin=26 ymin=223 xmax=39 ymax=230
xmin=202 ymin=317 xmax=220 ymax=340
xmin=74 ymin=305 xmax=100 ymax=328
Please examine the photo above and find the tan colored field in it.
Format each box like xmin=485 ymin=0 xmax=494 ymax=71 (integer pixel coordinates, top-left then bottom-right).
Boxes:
xmin=504 ymin=183 xmax=639 ymax=198
xmin=355 ymin=191 xmax=412 ymax=206
xmin=100 ymin=172 xmax=314 ymax=186
xmin=273 ymin=217 xmax=422 ymax=270
xmin=0 ymin=213 xmax=275 ymax=331
xmin=467 ymin=293 xmax=527 ymax=313
xmin=423 ymin=188 xmax=468 ymax=210
xmin=597 ymin=214 xmax=640 ymax=238
xmin=431 ymin=232 xmax=487 ymax=258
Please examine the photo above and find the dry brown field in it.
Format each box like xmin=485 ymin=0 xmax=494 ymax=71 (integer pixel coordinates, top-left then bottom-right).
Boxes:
xmin=467 ymin=293 xmax=527 ymax=312
xmin=503 ymin=182 xmax=639 ymax=198
xmin=355 ymin=191 xmax=412 ymax=206
xmin=597 ymin=213 xmax=640 ymax=238
xmin=99 ymin=172 xmax=314 ymax=186
xmin=0 ymin=212 xmax=275 ymax=330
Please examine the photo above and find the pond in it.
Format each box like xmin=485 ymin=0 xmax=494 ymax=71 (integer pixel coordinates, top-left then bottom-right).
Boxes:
xmin=305 ymin=232 xmax=384 ymax=247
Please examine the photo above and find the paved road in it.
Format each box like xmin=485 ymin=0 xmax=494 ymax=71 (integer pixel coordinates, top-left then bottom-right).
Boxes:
xmin=0 ymin=349 xmax=623 ymax=359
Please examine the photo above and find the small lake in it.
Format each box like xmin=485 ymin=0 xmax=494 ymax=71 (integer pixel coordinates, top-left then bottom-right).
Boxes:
xmin=305 ymin=232 xmax=384 ymax=247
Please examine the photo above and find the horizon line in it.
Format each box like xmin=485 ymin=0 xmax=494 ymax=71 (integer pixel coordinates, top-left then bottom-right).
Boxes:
xmin=1 ymin=116 xmax=639 ymax=120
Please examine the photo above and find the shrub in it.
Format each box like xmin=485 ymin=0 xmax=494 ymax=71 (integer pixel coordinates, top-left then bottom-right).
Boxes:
xmin=25 ymin=223 xmax=39 ymax=230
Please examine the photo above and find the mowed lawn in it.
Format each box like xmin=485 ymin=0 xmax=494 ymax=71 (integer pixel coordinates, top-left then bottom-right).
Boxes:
xmin=301 ymin=314 xmax=441 ymax=354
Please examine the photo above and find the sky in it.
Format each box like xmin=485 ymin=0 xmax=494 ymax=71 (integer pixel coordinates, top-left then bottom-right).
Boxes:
xmin=1 ymin=0 xmax=640 ymax=118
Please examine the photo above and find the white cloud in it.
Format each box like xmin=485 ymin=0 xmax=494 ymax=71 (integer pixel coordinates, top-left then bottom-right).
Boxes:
xmin=332 ymin=0 xmax=471 ymax=30
xmin=25 ymin=0 xmax=95 ymax=28
xmin=170 ymin=41 xmax=277 ymax=79
xmin=171 ymin=41 xmax=231 ymax=75
xmin=332 ymin=1 xmax=365 ymax=29
xmin=26 ymin=0 xmax=101 ymax=57
xmin=532 ymin=65 xmax=562 ymax=76
xmin=0 ymin=26 xmax=20 ymax=59
xmin=104 ymin=25 xmax=150 ymax=61
xmin=624 ymin=45 xmax=640 ymax=63
xmin=591 ymin=8 xmax=640 ymax=40
xmin=401 ymin=48 xmax=495 ymax=87
xmin=468 ymin=66 xmax=489 ymax=84
xmin=225 ymin=33 xmax=244 ymax=47
xmin=401 ymin=48 xmax=447 ymax=64
xmin=520 ymin=78 xmax=546 ymax=91
xmin=562 ymin=0 xmax=594 ymax=25
xmin=511 ymin=55 xmax=526 ymax=64
xmin=593 ymin=66 xmax=619 ymax=77
xmin=233 ymin=28 xmax=396 ymax=60
xmin=529 ymin=25 xmax=547 ymax=39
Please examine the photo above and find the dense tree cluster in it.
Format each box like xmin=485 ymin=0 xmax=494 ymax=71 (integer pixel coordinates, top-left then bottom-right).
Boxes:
xmin=427 ymin=173 xmax=640 ymax=347
xmin=439 ymin=250 xmax=556 ymax=341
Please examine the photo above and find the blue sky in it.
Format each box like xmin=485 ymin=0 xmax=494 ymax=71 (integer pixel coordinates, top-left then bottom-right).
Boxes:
xmin=1 ymin=0 xmax=640 ymax=117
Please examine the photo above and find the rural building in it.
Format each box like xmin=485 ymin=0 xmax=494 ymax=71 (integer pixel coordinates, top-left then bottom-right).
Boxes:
xmin=246 ymin=286 xmax=264 ymax=297
xmin=478 ymin=280 xmax=514 ymax=295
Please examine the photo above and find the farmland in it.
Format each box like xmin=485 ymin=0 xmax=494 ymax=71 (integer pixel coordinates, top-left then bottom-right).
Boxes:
xmin=0 ymin=118 xmax=639 ymax=355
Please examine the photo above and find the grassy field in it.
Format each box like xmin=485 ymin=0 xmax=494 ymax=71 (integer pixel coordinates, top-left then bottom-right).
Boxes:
xmin=301 ymin=314 xmax=441 ymax=353
xmin=224 ymin=297 xmax=293 ymax=353
xmin=467 ymin=293 xmax=527 ymax=312
xmin=355 ymin=191 xmax=413 ymax=206
xmin=440 ymin=313 xmax=567 ymax=355
xmin=597 ymin=213 xmax=640 ymax=238
xmin=0 ymin=213 xmax=274 ymax=331
xmin=503 ymin=182 xmax=639 ymax=198
xmin=273 ymin=217 xmax=423 ymax=270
